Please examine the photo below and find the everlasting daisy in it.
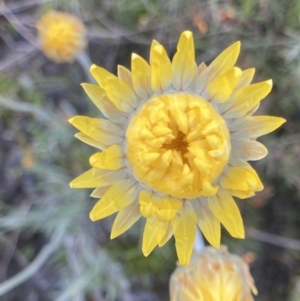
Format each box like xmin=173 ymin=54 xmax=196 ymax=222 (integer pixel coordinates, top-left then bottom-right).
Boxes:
xmin=169 ymin=246 xmax=257 ymax=301
xmin=36 ymin=10 xmax=87 ymax=63
xmin=69 ymin=31 xmax=285 ymax=265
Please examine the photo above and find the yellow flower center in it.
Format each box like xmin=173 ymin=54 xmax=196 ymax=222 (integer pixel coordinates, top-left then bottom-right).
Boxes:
xmin=126 ymin=93 xmax=231 ymax=199
xmin=162 ymin=131 xmax=189 ymax=163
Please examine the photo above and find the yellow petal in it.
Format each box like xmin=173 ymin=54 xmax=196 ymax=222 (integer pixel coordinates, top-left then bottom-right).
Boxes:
xmin=158 ymin=222 xmax=173 ymax=247
xmin=205 ymin=67 xmax=242 ymax=103
xmin=152 ymin=125 xmax=173 ymax=137
xmin=155 ymin=221 xmax=171 ymax=245
xmin=142 ymin=221 xmax=158 ymax=256
xmin=229 ymin=189 xmax=255 ymax=199
xmin=90 ymin=179 xmax=138 ymax=221
xmin=220 ymin=163 xmax=263 ymax=192
xmin=180 ymin=286 xmax=202 ymax=301
xmin=139 ymin=190 xmax=156 ymax=219
xmin=189 ymin=62 xmax=206 ymax=91
xmin=233 ymin=139 xmax=268 ymax=161
xmin=142 ymin=163 xmax=169 ymax=188
xmin=171 ymin=201 xmax=197 ymax=265
xmin=131 ymin=53 xmax=151 ymax=98
xmin=155 ymin=196 xmax=182 ymax=222
xmin=177 ymin=31 xmax=195 ymax=58
xmin=172 ymin=31 xmax=196 ymax=90
xmin=105 ymin=77 xmax=137 ymax=112
xmin=111 ymin=200 xmax=141 ymax=239
xmin=69 ymin=116 xmax=122 ymax=146
xmin=208 ymin=188 xmax=245 ymax=238
xmin=245 ymin=103 xmax=260 ymax=117
xmin=197 ymin=41 xmax=241 ymax=93
xmin=150 ymin=39 xmax=161 ymax=61
xmin=90 ymin=64 xmax=116 ymax=87
xmin=222 ymin=80 xmax=272 ymax=118
xmin=169 ymin=94 xmax=188 ymax=134
xmin=198 ymin=62 xmax=207 ymax=75
xmin=117 ymin=65 xmax=133 ymax=88
xmin=70 ymin=167 xmax=126 ymax=188
xmin=139 ymin=190 xmax=182 ymax=222
xmin=232 ymin=116 xmax=286 ymax=138
xmin=74 ymin=132 xmax=106 ymax=150
xmin=90 ymin=65 xmax=136 ymax=112
xmin=135 ymin=152 xmax=161 ymax=166
xmin=89 ymin=145 xmax=124 ymax=170
xmin=142 ymin=216 xmax=163 ymax=256
xmin=150 ymin=44 xmax=172 ymax=92
xmin=235 ymin=68 xmax=255 ymax=90
xmin=193 ymin=198 xmax=221 ymax=248
xmin=209 ymin=41 xmax=241 ymax=78
xmin=202 ymin=179 xmax=219 ymax=197
xmin=90 ymin=186 xmax=110 ymax=198
xmin=81 ymin=83 xmax=127 ymax=124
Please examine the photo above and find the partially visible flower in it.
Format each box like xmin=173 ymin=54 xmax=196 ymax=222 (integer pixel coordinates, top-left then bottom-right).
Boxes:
xmin=170 ymin=246 xmax=257 ymax=301
xmin=192 ymin=12 xmax=208 ymax=34
xmin=219 ymin=7 xmax=236 ymax=23
xmin=69 ymin=31 xmax=285 ymax=265
xmin=21 ymin=146 xmax=34 ymax=168
xmin=36 ymin=10 xmax=87 ymax=63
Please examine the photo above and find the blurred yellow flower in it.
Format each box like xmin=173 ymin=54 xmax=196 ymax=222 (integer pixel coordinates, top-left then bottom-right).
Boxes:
xmin=170 ymin=246 xmax=257 ymax=301
xmin=36 ymin=10 xmax=87 ymax=63
xmin=69 ymin=31 xmax=285 ymax=265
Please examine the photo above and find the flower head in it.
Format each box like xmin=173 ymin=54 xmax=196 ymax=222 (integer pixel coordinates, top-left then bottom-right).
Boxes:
xmin=170 ymin=246 xmax=257 ymax=301
xmin=36 ymin=10 xmax=87 ymax=63
xmin=69 ymin=31 xmax=285 ymax=265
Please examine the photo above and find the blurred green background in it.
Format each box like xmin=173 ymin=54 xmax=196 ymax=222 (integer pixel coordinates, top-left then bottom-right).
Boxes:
xmin=0 ymin=0 xmax=300 ymax=300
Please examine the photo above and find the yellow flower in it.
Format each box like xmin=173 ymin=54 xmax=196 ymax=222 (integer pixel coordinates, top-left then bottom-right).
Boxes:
xmin=36 ymin=10 xmax=87 ymax=63
xmin=69 ymin=31 xmax=285 ymax=265
xmin=169 ymin=246 xmax=258 ymax=301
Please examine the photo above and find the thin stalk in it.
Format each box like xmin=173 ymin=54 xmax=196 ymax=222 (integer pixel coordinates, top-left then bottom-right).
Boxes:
xmin=77 ymin=51 xmax=95 ymax=83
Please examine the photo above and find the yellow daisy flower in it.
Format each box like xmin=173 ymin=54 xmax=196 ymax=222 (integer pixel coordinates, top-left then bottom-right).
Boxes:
xmin=69 ymin=31 xmax=285 ymax=265
xmin=169 ymin=246 xmax=257 ymax=301
xmin=36 ymin=10 xmax=87 ymax=63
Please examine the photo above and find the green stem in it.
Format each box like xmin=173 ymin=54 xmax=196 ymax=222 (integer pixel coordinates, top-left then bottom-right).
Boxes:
xmin=77 ymin=51 xmax=95 ymax=83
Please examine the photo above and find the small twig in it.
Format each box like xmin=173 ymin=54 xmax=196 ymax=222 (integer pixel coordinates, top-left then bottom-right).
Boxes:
xmin=0 ymin=4 xmax=39 ymax=49
xmin=0 ymin=231 xmax=21 ymax=278
xmin=95 ymin=13 xmax=151 ymax=45
xmin=0 ymin=44 xmax=38 ymax=72
xmin=268 ymin=133 xmax=300 ymax=148
xmin=0 ymin=0 xmax=53 ymax=15
xmin=0 ymin=235 xmax=48 ymax=292
xmin=0 ymin=96 xmax=58 ymax=126
xmin=64 ymin=236 xmax=85 ymax=301
xmin=246 ymin=227 xmax=300 ymax=250
xmin=0 ymin=226 xmax=66 ymax=296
